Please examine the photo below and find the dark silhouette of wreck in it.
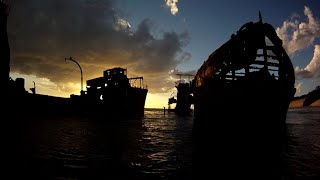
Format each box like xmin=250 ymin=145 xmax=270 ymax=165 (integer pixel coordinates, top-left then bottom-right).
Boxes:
xmin=192 ymin=14 xmax=296 ymax=179
xmin=167 ymin=74 xmax=194 ymax=115
xmin=0 ymin=1 xmax=10 ymax=97
xmin=1 ymin=1 xmax=147 ymax=119
xmin=71 ymin=67 xmax=148 ymax=118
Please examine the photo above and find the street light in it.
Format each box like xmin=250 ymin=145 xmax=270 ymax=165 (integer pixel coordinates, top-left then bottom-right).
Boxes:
xmin=30 ymin=81 xmax=36 ymax=94
xmin=65 ymin=57 xmax=83 ymax=94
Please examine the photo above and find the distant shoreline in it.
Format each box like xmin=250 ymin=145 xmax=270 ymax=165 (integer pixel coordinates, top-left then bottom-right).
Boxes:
xmin=289 ymin=98 xmax=320 ymax=108
xmin=145 ymin=99 xmax=320 ymax=110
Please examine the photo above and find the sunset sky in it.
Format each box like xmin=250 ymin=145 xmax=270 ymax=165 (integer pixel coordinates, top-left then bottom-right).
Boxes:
xmin=8 ymin=0 xmax=320 ymax=108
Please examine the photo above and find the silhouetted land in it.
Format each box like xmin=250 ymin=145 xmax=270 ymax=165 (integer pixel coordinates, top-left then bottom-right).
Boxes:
xmin=290 ymin=86 xmax=320 ymax=108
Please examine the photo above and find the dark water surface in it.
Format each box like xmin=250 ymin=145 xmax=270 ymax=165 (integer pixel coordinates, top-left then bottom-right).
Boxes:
xmin=284 ymin=107 xmax=320 ymax=178
xmin=8 ymin=107 xmax=320 ymax=179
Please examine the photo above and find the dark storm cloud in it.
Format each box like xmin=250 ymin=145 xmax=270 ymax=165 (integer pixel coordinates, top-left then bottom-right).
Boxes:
xmin=130 ymin=19 xmax=190 ymax=74
xmin=7 ymin=0 xmax=190 ymax=94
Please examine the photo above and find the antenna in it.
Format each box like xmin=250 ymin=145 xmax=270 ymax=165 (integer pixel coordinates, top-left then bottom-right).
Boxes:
xmin=176 ymin=73 xmax=194 ymax=83
xmin=259 ymin=11 xmax=263 ymax=23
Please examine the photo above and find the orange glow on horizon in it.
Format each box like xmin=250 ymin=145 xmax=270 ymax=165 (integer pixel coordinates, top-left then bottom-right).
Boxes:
xmin=10 ymin=73 xmax=170 ymax=109
xmin=145 ymin=93 xmax=172 ymax=109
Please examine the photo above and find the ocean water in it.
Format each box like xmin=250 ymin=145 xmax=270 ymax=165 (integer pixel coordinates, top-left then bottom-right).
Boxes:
xmin=284 ymin=107 xmax=320 ymax=178
xmin=8 ymin=107 xmax=320 ymax=179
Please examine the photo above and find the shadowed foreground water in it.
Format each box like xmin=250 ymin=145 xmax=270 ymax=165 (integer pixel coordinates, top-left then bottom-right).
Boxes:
xmin=283 ymin=107 xmax=320 ymax=178
xmin=7 ymin=107 xmax=320 ymax=179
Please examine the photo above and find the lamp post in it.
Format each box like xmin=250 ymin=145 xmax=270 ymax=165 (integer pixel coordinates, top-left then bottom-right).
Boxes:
xmin=65 ymin=57 xmax=83 ymax=94
xmin=30 ymin=81 xmax=36 ymax=94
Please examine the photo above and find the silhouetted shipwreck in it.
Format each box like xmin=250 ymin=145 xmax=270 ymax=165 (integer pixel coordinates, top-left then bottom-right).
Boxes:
xmin=1 ymin=1 xmax=147 ymax=119
xmin=1 ymin=2 xmax=74 ymax=116
xmin=193 ymin=14 xmax=296 ymax=178
xmin=167 ymin=74 xmax=194 ymax=115
xmin=71 ymin=67 xmax=148 ymax=118
xmin=0 ymin=2 xmax=9 ymax=97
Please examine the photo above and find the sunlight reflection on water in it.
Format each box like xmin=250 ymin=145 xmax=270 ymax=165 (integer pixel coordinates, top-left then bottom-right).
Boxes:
xmin=127 ymin=109 xmax=193 ymax=179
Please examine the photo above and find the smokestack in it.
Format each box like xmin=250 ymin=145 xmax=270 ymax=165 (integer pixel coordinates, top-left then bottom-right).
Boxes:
xmin=0 ymin=1 xmax=10 ymax=94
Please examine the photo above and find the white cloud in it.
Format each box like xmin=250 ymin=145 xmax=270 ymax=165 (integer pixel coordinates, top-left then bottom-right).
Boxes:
xmin=295 ymin=45 xmax=320 ymax=78
xmin=114 ymin=18 xmax=131 ymax=31
xmin=165 ymin=0 xmax=179 ymax=15
xmin=305 ymin=45 xmax=320 ymax=73
xmin=276 ymin=6 xmax=320 ymax=56
xmin=276 ymin=6 xmax=320 ymax=80
xmin=295 ymin=82 xmax=303 ymax=94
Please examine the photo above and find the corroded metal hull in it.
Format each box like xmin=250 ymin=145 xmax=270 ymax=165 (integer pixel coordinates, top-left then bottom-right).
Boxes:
xmin=75 ymin=87 xmax=148 ymax=118
xmin=73 ymin=68 xmax=148 ymax=119
xmin=193 ymin=19 xmax=296 ymax=129
xmin=193 ymin=17 xmax=296 ymax=178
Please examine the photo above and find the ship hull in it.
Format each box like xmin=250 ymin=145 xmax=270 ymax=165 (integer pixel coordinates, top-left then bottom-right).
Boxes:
xmin=192 ymin=19 xmax=296 ymax=178
xmin=127 ymin=87 xmax=148 ymax=117
xmin=72 ymin=87 xmax=148 ymax=119
xmin=6 ymin=87 xmax=147 ymax=120
xmin=193 ymin=82 xmax=292 ymax=178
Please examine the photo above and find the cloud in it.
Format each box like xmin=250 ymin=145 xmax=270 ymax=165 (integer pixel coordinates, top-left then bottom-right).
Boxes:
xmin=295 ymin=45 xmax=320 ymax=79
xmin=169 ymin=68 xmax=196 ymax=79
xmin=7 ymin=0 xmax=189 ymax=94
xmin=276 ymin=6 xmax=320 ymax=56
xmin=305 ymin=45 xmax=320 ymax=73
xmin=295 ymin=82 xmax=303 ymax=94
xmin=167 ymin=68 xmax=196 ymax=84
xmin=114 ymin=18 xmax=131 ymax=31
xmin=276 ymin=6 xmax=320 ymax=80
xmin=165 ymin=0 xmax=179 ymax=15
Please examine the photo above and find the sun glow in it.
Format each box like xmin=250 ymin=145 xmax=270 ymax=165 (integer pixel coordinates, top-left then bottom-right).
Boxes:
xmin=145 ymin=93 xmax=171 ymax=109
xmin=10 ymin=72 xmax=80 ymax=97
xmin=10 ymin=72 xmax=170 ymax=109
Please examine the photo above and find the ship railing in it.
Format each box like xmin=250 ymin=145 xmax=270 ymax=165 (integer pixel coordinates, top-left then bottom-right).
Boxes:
xmin=129 ymin=77 xmax=147 ymax=89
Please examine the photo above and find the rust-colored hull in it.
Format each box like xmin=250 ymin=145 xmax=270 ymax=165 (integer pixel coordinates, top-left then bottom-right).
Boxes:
xmin=192 ymin=17 xmax=296 ymax=178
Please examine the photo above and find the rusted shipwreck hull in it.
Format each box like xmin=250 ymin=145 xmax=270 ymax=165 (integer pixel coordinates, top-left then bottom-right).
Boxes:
xmin=194 ymin=18 xmax=295 ymax=126
xmin=193 ymin=17 xmax=296 ymax=178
